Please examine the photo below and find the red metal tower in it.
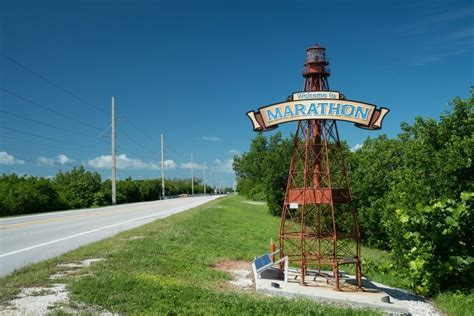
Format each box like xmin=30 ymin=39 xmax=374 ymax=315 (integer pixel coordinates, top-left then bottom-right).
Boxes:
xmin=279 ymin=45 xmax=362 ymax=290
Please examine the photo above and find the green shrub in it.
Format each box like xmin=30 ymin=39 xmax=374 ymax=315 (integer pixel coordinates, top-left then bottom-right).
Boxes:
xmin=0 ymin=174 xmax=63 ymax=216
xmin=138 ymin=179 xmax=161 ymax=201
xmin=116 ymin=177 xmax=142 ymax=204
xmin=233 ymin=132 xmax=291 ymax=213
xmin=386 ymin=192 xmax=473 ymax=295
xmin=53 ymin=166 xmax=102 ymax=209
xmin=92 ymin=191 xmax=109 ymax=207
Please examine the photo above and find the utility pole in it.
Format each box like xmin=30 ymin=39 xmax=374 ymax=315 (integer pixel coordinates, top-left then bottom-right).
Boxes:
xmin=191 ymin=152 xmax=194 ymax=195
xmin=111 ymin=96 xmax=117 ymax=205
xmin=209 ymin=168 xmax=212 ymax=192
xmin=161 ymin=133 xmax=165 ymax=199
xmin=203 ymin=166 xmax=206 ymax=194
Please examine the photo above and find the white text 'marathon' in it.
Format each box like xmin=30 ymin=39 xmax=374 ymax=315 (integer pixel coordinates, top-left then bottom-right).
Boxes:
xmin=266 ymin=102 xmax=370 ymax=122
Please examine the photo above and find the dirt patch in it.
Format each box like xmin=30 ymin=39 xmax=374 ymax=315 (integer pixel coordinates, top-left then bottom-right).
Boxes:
xmin=0 ymin=284 xmax=68 ymax=315
xmin=121 ymin=235 xmax=146 ymax=241
xmin=0 ymin=258 xmax=111 ymax=316
xmin=49 ymin=270 xmax=79 ymax=280
xmin=57 ymin=258 xmax=105 ymax=269
xmin=245 ymin=201 xmax=265 ymax=205
xmin=49 ymin=258 xmax=105 ymax=280
xmin=213 ymin=260 xmax=254 ymax=291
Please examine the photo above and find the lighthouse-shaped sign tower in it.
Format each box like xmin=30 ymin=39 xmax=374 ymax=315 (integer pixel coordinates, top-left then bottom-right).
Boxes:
xmin=279 ymin=45 xmax=362 ymax=290
xmin=247 ymin=44 xmax=389 ymax=291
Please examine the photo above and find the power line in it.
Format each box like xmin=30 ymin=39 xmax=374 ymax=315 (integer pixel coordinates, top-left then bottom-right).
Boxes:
xmin=2 ymin=133 xmax=158 ymax=163
xmin=1 ymin=53 xmax=109 ymax=114
xmin=160 ymin=150 xmax=185 ymax=166
xmin=120 ymin=119 xmax=207 ymax=173
xmin=0 ymin=109 xmax=98 ymax=138
xmin=122 ymin=138 xmax=159 ymax=156
xmin=0 ymin=87 xmax=103 ymax=131
xmin=1 ymin=121 xmax=155 ymax=160
xmin=1 ymin=54 xmax=170 ymax=161
xmin=119 ymin=111 xmax=187 ymax=161
xmin=124 ymin=119 xmax=161 ymax=144
xmin=0 ymin=126 xmax=106 ymax=150
xmin=119 ymin=119 xmax=199 ymax=169
xmin=1 ymin=55 xmax=175 ymax=165
xmin=116 ymin=146 xmax=156 ymax=161
xmin=116 ymin=126 xmax=159 ymax=156
xmin=2 ymin=135 xmax=103 ymax=155
xmin=165 ymin=144 xmax=189 ymax=162
xmin=96 ymin=135 xmax=156 ymax=161
xmin=117 ymin=112 xmax=195 ymax=166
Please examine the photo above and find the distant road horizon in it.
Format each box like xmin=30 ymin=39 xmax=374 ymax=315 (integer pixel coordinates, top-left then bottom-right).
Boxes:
xmin=0 ymin=195 xmax=222 ymax=277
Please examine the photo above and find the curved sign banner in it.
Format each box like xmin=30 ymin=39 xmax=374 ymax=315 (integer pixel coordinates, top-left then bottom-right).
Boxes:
xmin=247 ymin=94 xmax=389 ymax=132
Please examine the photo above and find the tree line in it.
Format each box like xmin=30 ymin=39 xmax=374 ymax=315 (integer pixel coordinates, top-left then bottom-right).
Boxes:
xmin=233 ymin=96 xmax=473 ymax=295
xmin=0 ymin=166 xmax=217 ymax=217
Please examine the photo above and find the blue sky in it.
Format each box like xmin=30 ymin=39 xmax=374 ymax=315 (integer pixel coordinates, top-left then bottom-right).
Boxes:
xmin=1 ymin=0 xmax=473 ymax=187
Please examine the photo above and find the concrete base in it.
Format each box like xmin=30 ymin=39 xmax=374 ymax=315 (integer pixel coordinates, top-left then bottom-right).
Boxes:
xmin=255 ymin=268 xmax=410 ymax=315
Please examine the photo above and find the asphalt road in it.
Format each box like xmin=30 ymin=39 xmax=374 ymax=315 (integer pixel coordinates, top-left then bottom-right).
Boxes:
xmin=0 ymin=195 xmax=222 ymax=277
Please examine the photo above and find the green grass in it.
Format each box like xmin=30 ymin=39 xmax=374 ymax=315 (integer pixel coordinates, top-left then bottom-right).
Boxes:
xmin=1 ymin=196 xmax=383 ymax=315
xmin=435 ymin=291 xmax=474 ymax=316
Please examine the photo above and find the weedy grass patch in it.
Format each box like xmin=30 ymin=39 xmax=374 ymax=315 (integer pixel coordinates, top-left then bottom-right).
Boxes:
xmin=435 ymin=291 xmax=474 ymax=316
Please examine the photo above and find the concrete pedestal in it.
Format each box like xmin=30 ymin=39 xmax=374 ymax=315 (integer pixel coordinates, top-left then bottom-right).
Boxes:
xmin=255 ymin=268 xmax=411 ymax=315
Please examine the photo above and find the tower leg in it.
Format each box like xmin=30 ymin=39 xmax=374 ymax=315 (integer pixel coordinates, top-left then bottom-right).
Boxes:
xmin=300 ymin=260 xmax=306 ymax=285
xmin=356 ymin=242 xmax=363 ymax=289
xmin=333 ymin=261 xmax=340 ymax=291
xmin=357 ymin=261 xmax=362 ymax=289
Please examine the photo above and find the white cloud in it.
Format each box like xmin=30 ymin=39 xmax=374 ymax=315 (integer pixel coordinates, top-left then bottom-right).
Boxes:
xmin=37 ymin=154 xmax=74 ymax=166
xmin=180 ymin=162 xmax=206 ymax=170
xmin=37 ymin=157 xmax=56 ymax=166
xmin=350 ymin=144 xmax=363 ymax=152
xmin=57 ymin=154 xmax=74 ymax=165
xmin=227 ymin=149 xmax=241 ymax=155
xmin=201 ymin=136 xmax=221 ymax=142
xmin=88 ymin=154 xmax=175 ymax=170
xmin=163 ymin=159 xmax=177 ymax=169
xmin=0 ymin=151 xmax=25 ymax=165
xmin=212 ymin=158 xmax=234 ymax=174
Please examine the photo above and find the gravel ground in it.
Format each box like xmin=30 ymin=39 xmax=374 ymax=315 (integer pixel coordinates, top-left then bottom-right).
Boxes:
xmin=371 ymin=281 xmax=441 ymax=316
xmin=0 ymin=284 xmax=68 ymax=315
xmin=0 ymin=259 xmax=112 ymax=316
xmin=213 ymin=260 xmax=255 ymax=291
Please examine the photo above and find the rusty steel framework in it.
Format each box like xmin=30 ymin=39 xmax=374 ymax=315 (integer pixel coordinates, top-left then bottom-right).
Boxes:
xmin=279 ymin=45 xmax=362 ymax=290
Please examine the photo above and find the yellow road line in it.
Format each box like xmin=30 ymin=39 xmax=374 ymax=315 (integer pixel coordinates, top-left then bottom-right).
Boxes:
xmin=1 ymin=212 xmax=105 ymax=229
xmin=0 ymin=200 xmax=178 ymax=230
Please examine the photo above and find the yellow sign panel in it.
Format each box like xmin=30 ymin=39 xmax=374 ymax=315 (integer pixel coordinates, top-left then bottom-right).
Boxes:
xmin=247 ymin=99 xmax=389 ymax=131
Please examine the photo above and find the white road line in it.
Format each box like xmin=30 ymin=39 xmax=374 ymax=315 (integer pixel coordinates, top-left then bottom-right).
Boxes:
xmin=0 ymin=198 xmax=185 ymax=222
xmin=0 ymin=200 xmax=206 ymax=258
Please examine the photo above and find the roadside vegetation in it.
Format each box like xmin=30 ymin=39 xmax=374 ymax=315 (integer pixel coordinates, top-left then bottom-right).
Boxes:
xmin=0 ymin=169 xmax=231 ymax=217
xmin=233 ymin=96 xmax=474 ymax=312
